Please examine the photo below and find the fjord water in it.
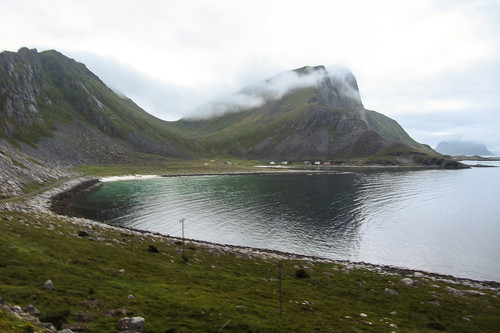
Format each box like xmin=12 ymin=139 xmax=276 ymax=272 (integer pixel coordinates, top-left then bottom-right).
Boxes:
xmin=68 ymin=166 xmax=500 ymax=281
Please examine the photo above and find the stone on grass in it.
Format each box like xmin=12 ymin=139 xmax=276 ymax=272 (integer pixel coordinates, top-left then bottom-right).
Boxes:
xmin=76 ymin=312 xmax=95 ymax=322
xmin=23 ymin=304 xmax=41 ymax=316
xmin=399 ymin=278 xmax=414 ymax=287
xmin=102 ymin=309 xmax=117 ymax=317
xmin=446 ymin=286 xmax=464 ymax=297
xmin=384 ymin=288 xmax=399 ymax=296
xmin=44 ymin=279 xmax=53 ymax=290
xmin=117 ymin=307 xmax=129 ymax=315
xmin=117 ymin=316 xmax=145 ymax=332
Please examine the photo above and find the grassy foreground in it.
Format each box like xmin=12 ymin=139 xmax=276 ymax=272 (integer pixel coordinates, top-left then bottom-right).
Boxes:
xmin=0 ymin=209 xmax=499 ymax=332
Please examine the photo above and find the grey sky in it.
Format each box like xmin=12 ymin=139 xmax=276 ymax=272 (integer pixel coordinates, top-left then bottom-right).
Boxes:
xmin=1 ymin=0 xmax=499 ymax=151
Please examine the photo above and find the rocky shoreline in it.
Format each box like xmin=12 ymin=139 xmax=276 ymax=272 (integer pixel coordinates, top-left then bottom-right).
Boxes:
xmin=2 ymin=175 xmax=500 ymax=291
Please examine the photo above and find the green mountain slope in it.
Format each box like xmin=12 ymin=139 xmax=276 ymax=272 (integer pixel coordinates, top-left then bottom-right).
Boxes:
xmin=1 ymin=49 xmax=453 ymax=169
xmin=0 ymin=48 xmax=194 ymax=164
xmin=176 ymin=66 xmax=438 ymax=162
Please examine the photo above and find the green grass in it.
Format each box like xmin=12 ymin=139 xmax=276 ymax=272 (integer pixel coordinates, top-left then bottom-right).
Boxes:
xmin=73 ymin=158 xmax=268 ymax=177
xmin=0 ymin=209 xmax=499 ymax=332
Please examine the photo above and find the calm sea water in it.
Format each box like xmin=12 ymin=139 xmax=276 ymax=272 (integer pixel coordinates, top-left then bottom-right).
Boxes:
xmin=67 ymin=165 xmax=500 ymax=281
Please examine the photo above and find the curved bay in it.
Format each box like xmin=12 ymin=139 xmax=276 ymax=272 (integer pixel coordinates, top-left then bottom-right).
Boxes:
xmin=67 ymin=167 xmax=500 ymax=281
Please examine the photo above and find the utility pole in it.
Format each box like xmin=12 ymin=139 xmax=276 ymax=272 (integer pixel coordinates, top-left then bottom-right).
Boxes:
xmin=130 ymin=232 xmax=134 ymax=254
xmin=278 ymin=261 xmax=283 ymax=317
xmin=180 ymin=218 xmax=185 ymax=259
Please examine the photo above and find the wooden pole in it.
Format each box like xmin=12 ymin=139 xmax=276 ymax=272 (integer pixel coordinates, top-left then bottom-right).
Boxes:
xmin=131 ymin=233 xmax=134 ymax=254
xmin=180 ymin=218 xmax=185 ymax=258
xmin=279 ymin=261 xmax=283 ymax=317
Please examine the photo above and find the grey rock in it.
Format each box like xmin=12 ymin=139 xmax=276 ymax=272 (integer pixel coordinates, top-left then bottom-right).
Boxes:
xmin=102 ymin=309 xmax=117 ymax=317
xmin=384 ymin=288 xmax=399 ymax=296
xmin=446 ymin=286 xmax=464 ymax=297
xmin=399 ymin=278 xmax=414 ymax=287
xmin=76 ymin=312 xmax=95 ymax=322
xmin=117 ymin=316 xmax=145 ymax=332
xmin=44 ymin=279 xmax=53 ymax=290
xmin=23 ymin=304 xmax=41 ymax=316
xmin=117 ymin=307 xmax=129 ymax=315
xmin=464 ymin=290 xmax=485 ymax=296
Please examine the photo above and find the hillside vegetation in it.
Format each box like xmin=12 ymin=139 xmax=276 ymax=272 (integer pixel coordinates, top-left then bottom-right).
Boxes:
xmin=1 ymin=209 xmax=499 ymax=332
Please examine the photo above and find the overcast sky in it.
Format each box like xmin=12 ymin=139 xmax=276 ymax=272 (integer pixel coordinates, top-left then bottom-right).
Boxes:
xmin=2 ymin=0 xmax=499 ymax=151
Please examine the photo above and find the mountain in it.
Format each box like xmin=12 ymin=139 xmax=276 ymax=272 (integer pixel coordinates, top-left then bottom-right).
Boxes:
xmin=435 ymin=141 xmax=493 ymax=156
xmin=0 ymin=48 xmax=194 ymax=163
xmin=176 ymin=65 xmax=437 ymax=162
xmin=0 ymin=49 xmax=458 ymax=197
xmin=0 ymin=48 xmax=194 ymax=196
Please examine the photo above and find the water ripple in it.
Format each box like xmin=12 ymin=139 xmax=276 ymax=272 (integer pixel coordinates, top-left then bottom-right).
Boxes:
xmin=67 ymin=169 xmax=500 ymax=281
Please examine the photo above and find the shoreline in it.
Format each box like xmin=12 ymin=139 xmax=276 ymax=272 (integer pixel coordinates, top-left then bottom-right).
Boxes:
xmin=3 ymin=174 xmax=500 ymax=289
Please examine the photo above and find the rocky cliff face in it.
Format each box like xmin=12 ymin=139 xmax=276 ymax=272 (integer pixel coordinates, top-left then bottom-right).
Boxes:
xmin=0 ymin=48 xmax=44 ymax=135
xmin=0 ymin=48 xmax=193 ymax=197
xmin=296 ymin=65 xmax=366 ymax=122
xmin=0 ymin=48 xmax=192 ymax=159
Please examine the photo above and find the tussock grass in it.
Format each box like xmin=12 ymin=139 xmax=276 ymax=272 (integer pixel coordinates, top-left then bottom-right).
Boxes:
xmin=0 ymin=210 xmax=499 ymax=332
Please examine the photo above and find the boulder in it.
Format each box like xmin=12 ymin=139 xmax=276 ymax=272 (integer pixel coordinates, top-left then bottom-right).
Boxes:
xmin=23 ymin=304 xmax=41 ymax=316
xmin=384 ymin=288 xmax=399 ymax=296
xmin=446 ymin=286 xmax=464 ymax=297
xmin=76 ymin=312 xmax=95 ymax=322
xmin=101 ymin=309 xmax=116 ymax=317
xmin=117 ymin=316 xmax=145 ymax=332
xmin=399 ymin=278 xmax=414 ymax=287
xmin=44 ymin=279 xmax=53 ymax=290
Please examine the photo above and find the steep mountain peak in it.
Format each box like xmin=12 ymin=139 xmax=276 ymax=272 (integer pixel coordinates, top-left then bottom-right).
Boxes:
xmin=293 ymin=65 xmax=328 ymax=76
xmin=286 ymin=65 xmax=366 ymax=120
xmin=262 ymin=65 xmax=366 ymax=120
xmin=193 ymin=65 xmax=366 ymax=121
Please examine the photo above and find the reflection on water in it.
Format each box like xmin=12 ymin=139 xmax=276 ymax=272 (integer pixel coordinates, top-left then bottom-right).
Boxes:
xmin=67 ymin=167 xmax=500 ymax=281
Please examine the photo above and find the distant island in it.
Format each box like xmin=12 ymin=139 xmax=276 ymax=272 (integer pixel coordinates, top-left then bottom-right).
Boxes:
xmin=435 ymin=141 xmax=492 ymax=156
